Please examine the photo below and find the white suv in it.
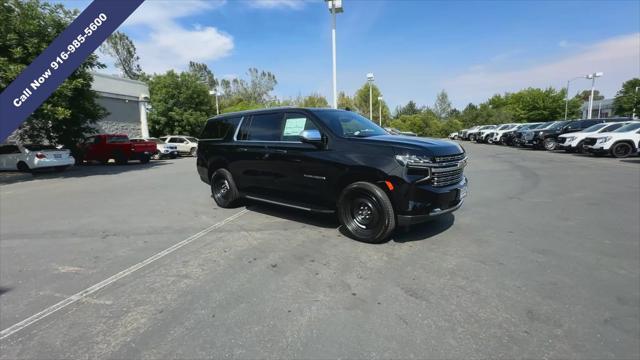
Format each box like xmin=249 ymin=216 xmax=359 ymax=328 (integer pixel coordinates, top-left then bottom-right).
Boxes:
xmin=160 ymin=136 xmax=199 ymax=157
xmin=558 ymin=122 xmax=630 ymax=153
xmin=469 ymin=125 xmax=496 ymax=142
xmin=583 ymin=122 xmax=640 ymax=158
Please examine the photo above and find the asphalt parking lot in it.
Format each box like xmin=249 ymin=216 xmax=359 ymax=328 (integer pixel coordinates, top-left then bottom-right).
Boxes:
xmin=0 ymin=144 xmax=638 ymax=359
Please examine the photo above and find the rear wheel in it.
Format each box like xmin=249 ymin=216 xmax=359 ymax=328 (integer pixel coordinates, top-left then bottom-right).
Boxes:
xmin=544 ymin=138 xmax=558 ymax=151
xmin=140 ymin=155 xmax=151 ymax=164
xmin=211 ymin=169 xmax=240 ymax=208
xmin=611 ymin=142 xmax=633 ymax=158
xmin=190 ymin=147 xmax=197 ymax=157
xmin=338 ymin=182 xmax=395 ymax=244
xmin=17 ymin=161 xmax=30 ymax=172
xmin=576 ymin=140 xmax=586 ymax=154
xmin=114 ymin=152 xmax=127 ymax=165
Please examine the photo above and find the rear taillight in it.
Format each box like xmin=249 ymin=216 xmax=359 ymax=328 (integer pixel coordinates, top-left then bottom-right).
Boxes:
xmin=35 ymin=152 xmax=46 ymax=159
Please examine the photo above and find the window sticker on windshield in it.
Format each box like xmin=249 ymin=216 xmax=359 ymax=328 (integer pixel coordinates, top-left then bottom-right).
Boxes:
xmin=283 ymin=118 xmax=307 ymax=136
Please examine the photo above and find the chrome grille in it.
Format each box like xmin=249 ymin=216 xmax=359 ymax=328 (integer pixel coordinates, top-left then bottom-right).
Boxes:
xmin=583 ymin=138 xmax=597 ymax=146
xmin=427 ymin=153 xmax=466 ymax=187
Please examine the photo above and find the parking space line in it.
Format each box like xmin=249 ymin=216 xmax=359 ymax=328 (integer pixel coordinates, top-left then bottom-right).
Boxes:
xmin=0 ymin=209 xmax=248 ymax=341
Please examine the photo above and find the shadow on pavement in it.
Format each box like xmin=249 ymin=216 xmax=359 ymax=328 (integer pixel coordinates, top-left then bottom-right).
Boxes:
xmin=0 ymin=160 xmax=171 ymax=186
xmin=620 ymin=158 xmax=640 ymax=164
xmin=391 ymin=213 xmax=455 ymax=243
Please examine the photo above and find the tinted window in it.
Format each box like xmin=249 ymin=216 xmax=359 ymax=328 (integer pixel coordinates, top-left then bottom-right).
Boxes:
xmin=244 ymin=113 xmax=284 ymax=141
xmin=600 ymin=123 xmax=624 ymax=132
xmin=0 ymin=145 xmax=20 ymax=154
xmin=168 ymin=138 xmax=182 ymax=143
xmin=281 ymin=113 xmax=318 ymax=141
xmin=201 ymin=117 xmax=241 ymax=140
xmin=107 ymin=136 xmax=129 ymax=143
xmin=24 ymin=144 xmax=57 ymax=151
xmin=614 ymin=122 xmax=640 ymax=132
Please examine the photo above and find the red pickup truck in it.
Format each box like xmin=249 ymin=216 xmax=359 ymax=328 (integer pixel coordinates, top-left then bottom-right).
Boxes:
xmin=76 ymin=134 xmax=157 ymax=165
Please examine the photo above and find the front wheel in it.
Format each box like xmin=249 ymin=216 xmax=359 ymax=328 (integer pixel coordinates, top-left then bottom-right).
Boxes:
xmin=211 ymin=169 xmax=240 ymax=208
xmin=190 ymin=147 xmax=197 ymax=157
xmin=611 ymin=142 xmax=633 ymax=158
xmin=544 ymin=138 xmax=558 ymax=151
xmin=337 ymin=182 xmax=396 ymax=244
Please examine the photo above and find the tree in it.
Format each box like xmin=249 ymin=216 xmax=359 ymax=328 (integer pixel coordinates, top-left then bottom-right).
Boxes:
xmin=218 ymin=68 xmax=278 ymax=111
xmin=294 ymin=93 xmax=329 ymax=108
xmin=188 ymin=61 xmax=217 ymax=90
xmin=100 ymin=31 xmax=142 ymax=80
xmin=612 ymin=78 xmax=640 ymax=117
xmin=147 ymin=70 xmax=215 ymax=136
xmin=1 ymin=0 xmax=106 ymax=149
xmin=433 ymin=90 xmax=452 ymax=120
xmin=353 ymin=83 xmax=390 ymax=125
xmin=394 ymin=100 xmax=421 ymax=118
xmin=337 ymin=91 xmax=358 ymax=112
xmin=576 ymin=89 xmax=604 ymax=102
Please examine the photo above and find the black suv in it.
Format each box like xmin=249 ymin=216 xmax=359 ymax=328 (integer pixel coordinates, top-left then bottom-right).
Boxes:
xmin=196 ymin=108 xmax=468 ymax=243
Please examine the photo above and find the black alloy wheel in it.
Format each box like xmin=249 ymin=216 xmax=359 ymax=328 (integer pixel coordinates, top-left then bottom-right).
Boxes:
xmin=611 ymin=142 xmax=633 ymax=158
xmin=338 ymin=182 xmax=395 ymax=244
xmin=211 ymin=169 xmax=240 ymax=208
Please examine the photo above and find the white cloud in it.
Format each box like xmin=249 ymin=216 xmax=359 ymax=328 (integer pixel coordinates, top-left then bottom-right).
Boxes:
xmin=558 ymin=40 xmax=569 ymax=48
xmin=444 ymin=33 xmax=640 ymax=106
xmin=248 ymin=0 xmax=306 ymax=9
xmin=112 ymin=0 xmax=233 ymax=74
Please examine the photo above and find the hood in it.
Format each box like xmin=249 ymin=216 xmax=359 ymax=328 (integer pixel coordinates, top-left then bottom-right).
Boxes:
xmin=347 ymin=135 xmax=464 ymax=156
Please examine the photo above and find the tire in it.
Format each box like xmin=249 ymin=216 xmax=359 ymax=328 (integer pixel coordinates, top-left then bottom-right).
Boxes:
xmin=17 ymin=161 xmax=30 ymax=172
xmin=469 ymin=134 xmax=476 ymax=142
xmin=171 ymin=154 xmax=177 ymax=159
xmin=544 ymin=138 xmax=558 ymax=151
xmin=211 ymin=169 xmax=240 ymax=208
xmin=140 ymin=155 xmax=150 ymax=164
xmin=337 ymin=182 xmax=396 ymax=244
xmin=611 ymin=142 xmax=633 ymax=158
xmin=576 ymin=140 xmax=586 ymax=154
xmin=114 ymin=152 xmax=127 ymax=165
xmin=190 ymin=147 xmax=197 ymax=157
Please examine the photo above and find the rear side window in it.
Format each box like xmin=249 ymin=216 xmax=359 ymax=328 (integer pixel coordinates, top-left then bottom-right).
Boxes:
xmin=107 ymin=136 xmax=129 ymax=143
xmin=201 ymin=118 xmax=241 ymax=140
xmin=0 ymin=145 xmax=20 ymax=154
xmin=240 ymin=113 xmax=284 ymax=141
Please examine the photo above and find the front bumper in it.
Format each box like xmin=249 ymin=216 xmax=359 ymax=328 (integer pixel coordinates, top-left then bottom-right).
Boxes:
xmin=394 ymin=177 xmax=467 ymax=226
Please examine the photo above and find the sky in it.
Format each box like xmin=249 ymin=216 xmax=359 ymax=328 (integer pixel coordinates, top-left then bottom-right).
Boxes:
xmin=58 ymin=0 xmax=640 ymax=110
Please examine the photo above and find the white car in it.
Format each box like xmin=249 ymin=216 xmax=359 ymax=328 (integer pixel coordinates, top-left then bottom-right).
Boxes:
xmin=467 ymin=125 xmax=495 ymax=142
xmin=474 ymin=125 xmax=498 ymax=143
xmin=160 ymin=135 xmax=199 ymax=156
xmin=491 ymin=123 xmax=539 ymax=144
xmin=583 ymin=122 xmax=640 ymax=158
xmin=448 ymin=132 xmax=458 ymax=140
xmin=558 ymin=122 xmax=631 ymax=153
xmin=132 ymin=138 xmax=178 ymax=159
xmin=0 ymin=143 xmax=75 ymax=172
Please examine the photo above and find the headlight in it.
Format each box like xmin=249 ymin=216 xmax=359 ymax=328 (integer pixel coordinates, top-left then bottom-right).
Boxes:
xmin=565 ymin=136 xmax=575 ymax=142
xmin=596 ymin=136 xmax=612 ymax=144
xmin=538 ymin=131 xmax=544 ymax=137
xmin=395 ymin=154 xmax=433 ymax=168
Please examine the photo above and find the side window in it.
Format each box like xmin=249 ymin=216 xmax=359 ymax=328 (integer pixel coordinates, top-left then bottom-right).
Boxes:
xmin=281 ymin=113 xmax=318 ymax=141
xmin=201 ymin=117 xmax=242 ymax=140
xmin=0 ymin=145 xmax=20 ymax=155
xmin=168 ymin=138 xmax=180 ymax=143
xmin=245 ymin=113 xmax=284 ymax=141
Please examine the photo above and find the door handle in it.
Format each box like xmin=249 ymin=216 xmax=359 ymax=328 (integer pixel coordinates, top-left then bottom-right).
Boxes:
xmin=272 ymin=149 xmax=287 ymax=154
xmin=238 ymin=147 xmax=248 ymax=152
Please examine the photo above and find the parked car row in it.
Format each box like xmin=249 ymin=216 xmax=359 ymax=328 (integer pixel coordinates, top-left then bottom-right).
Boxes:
xmin=0 ymin=134 xmax=199 ymax=174
xmin=457 ymin=118 xmax=640 ymax=158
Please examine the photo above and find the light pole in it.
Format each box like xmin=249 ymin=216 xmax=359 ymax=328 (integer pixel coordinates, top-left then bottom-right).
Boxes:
xmin=633 ymin=86 xmax=639 ymax=119
xmin=564 ymin=76 xmax=585 ymax=120
xmin=377 ymin=96 xmax=383 ymax=126
xmin=325 ymin=0 xmax=343 ymax=109
xmin=597 ymin=100 xmax=602 ymax=118
xmin=367 ymin=72 xmax=374 ymax=120
xmin=209 ymin=89 xmax=219 ymax=115
xmin=585 ymin=72 xmax=603 ymax=119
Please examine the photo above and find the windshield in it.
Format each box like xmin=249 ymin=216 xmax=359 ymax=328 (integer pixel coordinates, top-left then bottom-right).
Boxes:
xmin=535 ymin=122 xmax=557 ymax=130
xmin=497 ymin=125 xmax=511 ymax=130
xmin=548 ymin=121 xmax=569 ymax=130
xmin=582 ymin=123 xmax=608 ymax=133
xmin=314 ymin=110 xmax=388 ymax=138
xmin=613 ymin=122 xmax=640 ymax=132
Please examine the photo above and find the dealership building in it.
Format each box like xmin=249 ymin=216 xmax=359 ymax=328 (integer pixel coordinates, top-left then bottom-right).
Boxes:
xmin=90 ymin=72 xmax=150 ymax=138
xmin=581 ymin=98 xmax=615 ymax=119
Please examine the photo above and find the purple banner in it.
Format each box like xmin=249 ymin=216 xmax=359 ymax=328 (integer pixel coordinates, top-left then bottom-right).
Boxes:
xmin=0 ymin=0 xmax=145 ymax=142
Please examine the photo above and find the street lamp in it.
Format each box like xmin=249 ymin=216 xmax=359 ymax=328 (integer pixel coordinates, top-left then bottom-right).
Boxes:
xmin=585 ymin=72 xmax=603 ymax=119
xmin=367 ymin=72 xmax=375 ymax=120
xmin=564 ymin=76 xmax=585 ymax=120
xmin=209 ymin=89 xmax=219 ymax=115
xmin=377 ymin=96 xmax=383 ymax=126
xmin=633 ymin=86 xmax=639 ymax=119
xmin=325 ymin=0 xmax=343 ymax=109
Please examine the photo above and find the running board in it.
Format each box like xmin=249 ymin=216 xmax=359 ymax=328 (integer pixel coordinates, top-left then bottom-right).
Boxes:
xmin=244 ymin=195 xmax=335 ymax=214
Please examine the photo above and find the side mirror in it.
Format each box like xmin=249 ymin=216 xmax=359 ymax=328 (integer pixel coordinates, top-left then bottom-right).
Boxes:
xmin=183 ymin=141 xmax=189 ymax=144
xmin=300 ymin=130 xmax=322 ymax=145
